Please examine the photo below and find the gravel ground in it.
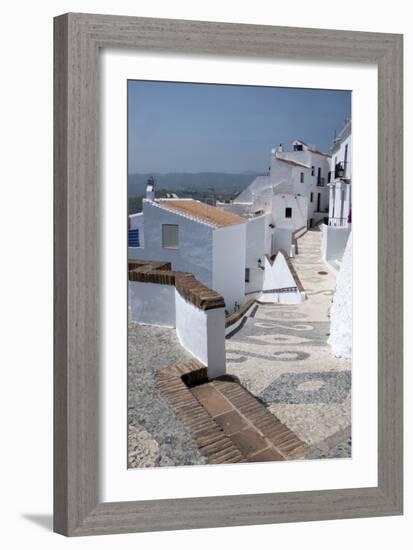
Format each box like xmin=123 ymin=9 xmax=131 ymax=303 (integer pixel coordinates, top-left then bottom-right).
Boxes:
xmin=128 ymin=320 xmax=207 ymax=468
xmin=305 ymin=436 xmax=352 ymax=460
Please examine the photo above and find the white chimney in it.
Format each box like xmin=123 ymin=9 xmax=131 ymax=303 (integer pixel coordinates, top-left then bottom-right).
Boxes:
xmin=146 ymin=177 xmax=155 ymax=201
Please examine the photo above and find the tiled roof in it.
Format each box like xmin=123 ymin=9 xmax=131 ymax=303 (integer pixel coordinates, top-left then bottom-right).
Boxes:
xmin=158 ymin=199 xmax=246 ymax=227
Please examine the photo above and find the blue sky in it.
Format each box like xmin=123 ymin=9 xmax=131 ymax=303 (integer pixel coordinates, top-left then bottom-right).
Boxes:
xmin=128 ymin=80 xmax=351 ymax=174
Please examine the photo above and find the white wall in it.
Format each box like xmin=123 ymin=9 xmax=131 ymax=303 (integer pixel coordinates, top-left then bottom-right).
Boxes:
xmin=272 ymin=194 xmax=308 ymax=230
xmin=329 ymin=232 xmax=353 ymax=358
xmin=321 ymin=223 xmax=351 ymax=263
xmin=262 ymin=253 xmax=296 ymax=291
xmin=129 ymin=281 xmax=176 ymax=326
xmin=272 ymin=227 xmax=294 ymax=255
xmin=129 ymin=281 xmax=226 ymax=377
xmin=260 ymin=253 xmax=304 ymax=304
xmin=245 ymin=215 xmax=266 ymax=294
xmin=129 ymin=200 xmax=214 ymax=287
xmin=212 ymin=222 xmax=246 ymax=312
xmin=205 ymin=307 xmax=227 ymax=378
xmin=129 ymin=211 xmax=143 ymax=230
xmin=175 ymin=291 xmax=226 ymax=378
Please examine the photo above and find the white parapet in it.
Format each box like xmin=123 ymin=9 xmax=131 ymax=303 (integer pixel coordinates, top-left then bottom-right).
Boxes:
xmin=128 ymin=275 xmax=226 ymax=379
xmin=128 ymin=281 xmax=176 ymax=327
xmin=321 ymin=223 xmax=351 ymax=267
xmin=175 ymin=291 xmax=226 ymax=379
xmin=259 ymin=252 xmax=305 ymax=304
xmin=328 ymin=232 xmax=352 ymax=358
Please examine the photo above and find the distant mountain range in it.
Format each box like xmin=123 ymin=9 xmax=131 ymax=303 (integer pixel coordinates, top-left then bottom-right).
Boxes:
xmin=127 ymin=172 xmax=262 ymax=197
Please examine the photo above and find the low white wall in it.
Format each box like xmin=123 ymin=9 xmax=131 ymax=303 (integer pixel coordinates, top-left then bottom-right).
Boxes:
xmin=129 ymin=279 xmax=227 ymax=378
xmin=259 ymin=290 xmax=304 ymax=304
xmin=175 ymin=291 xmax=226 ymax=378
xmin=262 ymin=254 xmax=295 ymax=291
xmin=212 ymin=223 xmax=246 ymax=313
xmin=128 ymin=281 xmax=175 ymax=327
xmin=321 ymin=223 xmax=351 ymax=262
xmin=260 ymin=252 xmax=305 ymax=304
xmin=205 ymin=307 xmax=227 ymax=378
xmin=328 ymin=232 xmax=352 ymax=358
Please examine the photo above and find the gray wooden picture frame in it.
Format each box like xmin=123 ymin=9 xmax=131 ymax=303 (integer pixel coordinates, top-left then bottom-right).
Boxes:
xmin=54 ymin=12 xmax=403 ymax=536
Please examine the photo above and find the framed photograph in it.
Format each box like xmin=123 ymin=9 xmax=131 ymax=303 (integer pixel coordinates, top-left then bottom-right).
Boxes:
xmin=54 ymin=13 xmax=403 ymax=536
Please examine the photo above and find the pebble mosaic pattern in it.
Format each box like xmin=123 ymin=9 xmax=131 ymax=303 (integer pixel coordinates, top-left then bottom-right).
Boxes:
xmin=226 ymin=229 xmax=351 ymax=457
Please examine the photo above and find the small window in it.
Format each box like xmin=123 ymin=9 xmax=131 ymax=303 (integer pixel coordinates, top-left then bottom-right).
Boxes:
xmin=300 ymin=172 xmax=304 ymax=183
xmin=311 ymin=166 xmax=315 ymax=176
xmin=328 ymin=171 xmax=331 ymax=183
xmin=310 ymin=192 xmax=314 ymax=203
xmin=162 ymin=224 xmax=179 ymax=249
xmin=245 ymin=268 xmax=250 ymax=283
xmin=285 ymin=207 xmax=292 ymax=219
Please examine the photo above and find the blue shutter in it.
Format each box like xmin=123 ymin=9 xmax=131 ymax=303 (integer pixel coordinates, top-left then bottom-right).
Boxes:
xmin=128 ymin=228 xmax=140 ymax=247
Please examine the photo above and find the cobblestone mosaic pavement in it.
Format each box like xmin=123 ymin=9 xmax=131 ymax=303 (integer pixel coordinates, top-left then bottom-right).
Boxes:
xmin=226 ymin=229 xmax=351 ymax=458
xmin=128 ymin=322 xmax=207 ymax=467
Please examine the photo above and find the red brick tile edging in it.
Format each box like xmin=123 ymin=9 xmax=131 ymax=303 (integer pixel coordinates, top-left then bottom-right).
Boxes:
xmin=155 ymin=361 xmax=245 ymax=464
xmin=128 ymin=259 xmax=225 ymax=311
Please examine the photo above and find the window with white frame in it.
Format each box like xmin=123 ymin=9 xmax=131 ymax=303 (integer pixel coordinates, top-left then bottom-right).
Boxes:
xmin=162 ymin=224 xmax=179 ymax=249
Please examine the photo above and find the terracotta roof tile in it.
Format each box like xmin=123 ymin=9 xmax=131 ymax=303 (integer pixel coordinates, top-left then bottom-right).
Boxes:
xmin=158 ymin=199 xmax=246 ymax=228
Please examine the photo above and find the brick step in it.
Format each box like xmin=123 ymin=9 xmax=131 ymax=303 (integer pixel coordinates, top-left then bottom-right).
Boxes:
xmin=192 ymin=378 xmax=307 ymax=461
xmin=156 ymin=361 xmax=307 ymax=464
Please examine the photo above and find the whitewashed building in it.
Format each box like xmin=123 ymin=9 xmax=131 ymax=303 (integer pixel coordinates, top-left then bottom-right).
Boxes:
xmin=128 ymin=192 xmax=248 ymax=313
xmin=129 ymin=185 xmax=305 ymax=311
xmin=321 ymin=118 xmax=352 ymax=269
xmin=217 ymin=139 xmax=331 ymax=257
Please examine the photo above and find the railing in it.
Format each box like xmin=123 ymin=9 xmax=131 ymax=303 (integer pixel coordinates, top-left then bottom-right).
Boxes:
xmin=328 ymin=217 xmax=347 ymax=227
xmin=262 ymin=286 xmax=298 ymax=294
xmin=334 ymin=162 xmax=345 ymax=179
